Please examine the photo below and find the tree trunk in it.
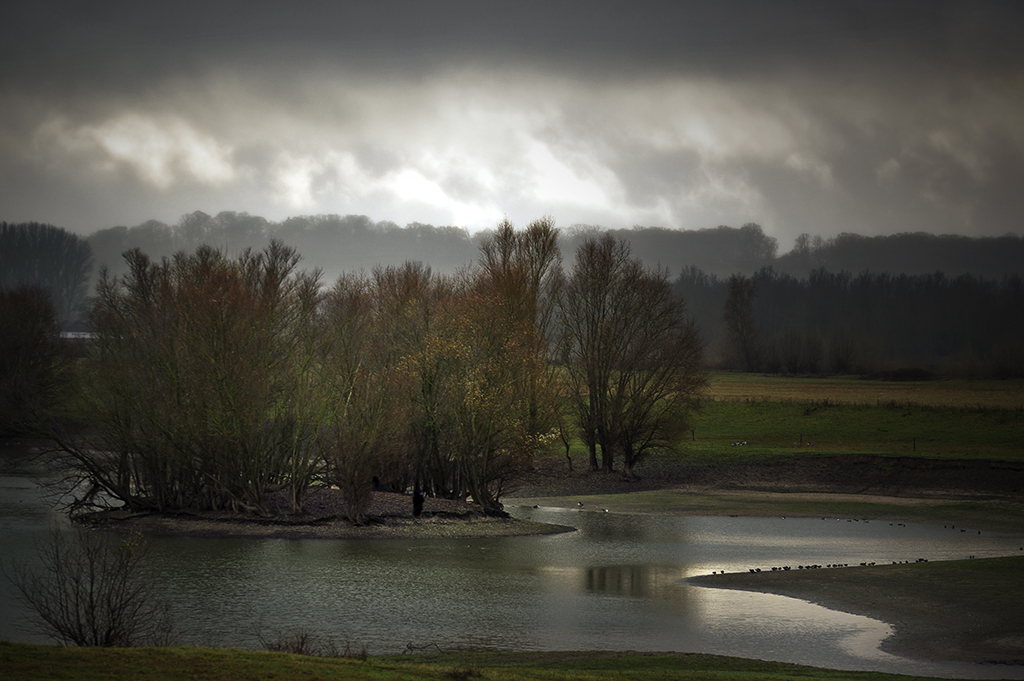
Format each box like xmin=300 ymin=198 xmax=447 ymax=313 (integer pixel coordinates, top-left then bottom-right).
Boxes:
xmin=622 ymin=444 xmax=638 ymax=481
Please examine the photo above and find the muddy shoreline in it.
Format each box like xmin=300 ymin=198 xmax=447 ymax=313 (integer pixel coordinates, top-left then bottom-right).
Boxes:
xmin=686 ymin=557 xmax=1024 ymax=667
xmin=78 ymin=488 xmax=575 ymax=540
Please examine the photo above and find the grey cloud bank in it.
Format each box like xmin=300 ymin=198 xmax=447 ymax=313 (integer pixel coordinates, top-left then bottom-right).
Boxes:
xmin=2 ymin=1 xmax=1022 ymax=248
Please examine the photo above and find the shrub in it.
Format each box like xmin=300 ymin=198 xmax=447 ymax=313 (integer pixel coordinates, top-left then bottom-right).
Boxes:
xmin=5 ymin=528 xmax=173 ymax=647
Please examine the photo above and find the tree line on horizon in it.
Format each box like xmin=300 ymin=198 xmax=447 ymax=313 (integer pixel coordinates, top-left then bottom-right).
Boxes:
xmin=4 ymin=216 xmax=1024 ymax=376
xmin=82 ymin=211 xmax=1024 ymax=288
xmin=678 ymin=267 xmax=1024 ymax=378
xmin=7 ymin=213 xmax=1024 ymax=336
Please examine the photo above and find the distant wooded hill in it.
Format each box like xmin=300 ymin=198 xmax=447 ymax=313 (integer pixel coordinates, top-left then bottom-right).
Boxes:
xmin=86 ymin=211 xmax=1024 ymax=288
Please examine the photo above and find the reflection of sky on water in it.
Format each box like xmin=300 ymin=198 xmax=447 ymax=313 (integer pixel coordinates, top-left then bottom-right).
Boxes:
xmin=515 ymin=506 xmax=1024 ymax=575
xmin=2 ymin=448 xmax=1024 ymax=679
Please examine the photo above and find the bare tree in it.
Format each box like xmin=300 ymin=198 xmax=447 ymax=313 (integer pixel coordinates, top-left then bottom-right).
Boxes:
xmin=560 ymin=235 xmax=707 ymax=477
xmin=608 ymin=271 xmax=707 ymax=478
xmin=477 ymin=217 xmax=563 ymax=455
xmin=367 ymin=262 xmax=456 ymax=502
xmin=432 ymin=277 xmax=554 ymax=509
xmin=559 ymin=235 xmax=631 ymax=471
xmin=52 ymin=241 xmax=328 ymax=516
xmin=6 ymin=528 xmax=170 ymax=647
xmin=320 ymin=272 xmax=411 ymax=523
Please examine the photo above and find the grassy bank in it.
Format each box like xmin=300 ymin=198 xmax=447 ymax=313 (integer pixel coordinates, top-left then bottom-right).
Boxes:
xmin=0 ymin=642 xmax=953 ymax=681
xmin=539 ymin=373 xmax=1024 ymax=473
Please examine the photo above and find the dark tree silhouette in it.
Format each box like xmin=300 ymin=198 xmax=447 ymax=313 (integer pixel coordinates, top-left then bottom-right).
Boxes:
xmin=0 ymin=286 xmax=72 ymax=435
xmin=0 ymin=222 xmax=94 ymax=328
xmin=723 ymin=274 xmax=760 ymax=372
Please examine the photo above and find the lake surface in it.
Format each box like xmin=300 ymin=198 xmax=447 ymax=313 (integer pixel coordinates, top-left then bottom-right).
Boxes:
xmin=3 ymin=445 xmax=1023 ymax=679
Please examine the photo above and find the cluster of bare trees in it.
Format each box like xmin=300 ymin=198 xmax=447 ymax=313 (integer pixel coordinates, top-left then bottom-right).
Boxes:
xmin=52 ymin=219 xmax=706 ymax=520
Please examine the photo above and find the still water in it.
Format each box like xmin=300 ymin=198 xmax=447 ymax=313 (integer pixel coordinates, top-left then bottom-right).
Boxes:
xmin=3 ymin=446 xmax=1023 ymax=679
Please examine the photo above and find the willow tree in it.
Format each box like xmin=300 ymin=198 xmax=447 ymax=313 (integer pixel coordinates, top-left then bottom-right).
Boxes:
xmin=366 ymin=262 xmax=455 ymax=500
xmin=477 ymin=217 xmax=563 ymax=459
xmin=319 ymin=272 xmax=413 ymax=523
xmin=55 ymin=241 xmax=326 ymax=515
xmin=411 ymin=275 xmax=552 ymax=510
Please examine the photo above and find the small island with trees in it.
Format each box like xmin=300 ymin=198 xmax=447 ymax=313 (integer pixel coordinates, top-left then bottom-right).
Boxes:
xmin=4 ymin=218 xmax=708 ymax=536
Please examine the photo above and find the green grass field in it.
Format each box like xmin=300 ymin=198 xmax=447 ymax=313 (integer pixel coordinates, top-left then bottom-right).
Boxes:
xmin=0 ymin=641 xmax=950 ymax=681
xmin=687 ymin=372 xmax=1024 ymax=462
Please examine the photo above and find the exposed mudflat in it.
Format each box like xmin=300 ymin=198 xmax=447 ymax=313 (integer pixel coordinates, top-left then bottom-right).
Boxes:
xmin=78 ymin=488 xmax=574 ymax=540
xmin=512 ymin=452 xmax=1024 ymax=499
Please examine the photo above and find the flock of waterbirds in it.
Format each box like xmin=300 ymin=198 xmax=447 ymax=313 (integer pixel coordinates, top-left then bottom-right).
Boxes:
xmin=704 ymin=516 xmax=1022 ymax=576
xmin=525 ymin=505 xmax=1024 ymax=576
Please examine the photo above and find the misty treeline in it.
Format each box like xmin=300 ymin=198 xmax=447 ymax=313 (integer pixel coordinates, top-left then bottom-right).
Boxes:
xmin=7 ymin=211 xmax=1024 ymax=331
xmin=85 ymin=211 xmax=1024 ymax=287
xmin=679 ymin=267 xmax=1024 ymax=378
xmin=46 ymin=220 xmax=706 ymax=520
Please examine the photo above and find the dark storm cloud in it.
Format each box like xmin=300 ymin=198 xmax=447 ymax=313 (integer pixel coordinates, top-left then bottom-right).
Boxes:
xmin=7 ymin=1 xmax=1021 ymax=83
xmin=2 ymin=1 xmax=1023 ymax=243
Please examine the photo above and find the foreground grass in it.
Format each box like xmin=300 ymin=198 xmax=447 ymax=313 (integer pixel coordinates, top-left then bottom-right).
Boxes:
xmin=0 ymin=642 xmax=950 ymax=681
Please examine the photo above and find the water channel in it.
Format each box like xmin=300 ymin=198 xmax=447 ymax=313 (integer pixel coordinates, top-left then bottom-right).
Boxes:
xmin=3 ymin=445 xmax=1023 ymax=679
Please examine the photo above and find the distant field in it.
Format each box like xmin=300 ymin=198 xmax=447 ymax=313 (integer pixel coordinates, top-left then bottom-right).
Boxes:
xmin=705 ymin=372 xmax=1024 ymax=409
xmin=684 ymin=372 xmax=1024 ymax=463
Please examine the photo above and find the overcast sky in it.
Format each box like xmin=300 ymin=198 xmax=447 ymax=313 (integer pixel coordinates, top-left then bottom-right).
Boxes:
xmin=2 ymin=1 xmax=1022 ymax=248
